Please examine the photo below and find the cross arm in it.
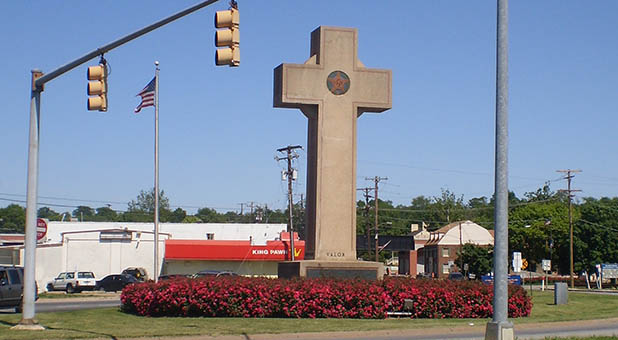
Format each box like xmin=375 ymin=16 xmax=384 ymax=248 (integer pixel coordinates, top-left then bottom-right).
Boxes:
xmin=274 ymin=63 xmax=324 ymax=109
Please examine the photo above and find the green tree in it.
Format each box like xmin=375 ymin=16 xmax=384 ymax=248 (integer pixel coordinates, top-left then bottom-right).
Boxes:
xmin=128 ymin=188 xmax=170 ymax=213
xmin=576 ymin=197 xmax=618 ymax=273
xmin=0 ymin=204 xmax=26 ymax=233
xmin=123 ymin=188 xmax=171 ymax=222
xmin=509 ymin=189 xmax=569 ymax=273
xmin=168 ymin=208 xmax=187 ymax=223
xmin=73 ymin=206 xmax=95 ymax=221
xmin=195 ymin=207 xmax=224 ymax=223
xmin=95 ymin=206 xmax=118 ymax=221
xmin=182 ymin=215 xmax=202 ymax=223
xmin=429 ymin=188 xmax=465 ymax=229
xmin=38 ymin=207 xmax=61 ymax=220
xmin=456 ymin=243 xmax=493 ymax=279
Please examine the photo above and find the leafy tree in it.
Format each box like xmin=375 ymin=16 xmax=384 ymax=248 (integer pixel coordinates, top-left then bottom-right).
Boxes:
xmin=0 ymin=204 xmax=26 ymax=233
xmin=38 ymin=207 xmax=61 ymax=220
xmin=508 ymin=189 xmax=569 ymax=273
xmin=168 ymin=208 xmax=187 ymax=223
xmin=182 ymin=215 xmax=202 ymax=223
xmin=196 ymin=207 xmax=225 ymax=223
xmin=124 ymin=188 xmax=171 ymax=222
xmin=73 ymin=206 xmax=95 ymax=221
xmin=456 ymin=243 xmax=493 ymax=279
xmin=95 ymin=206 xmax=118 ymax=221
xmin=576 ymin=197 xmax=618 ymax=273
xmin=128 ymin=188 xmax=170 ymax=213
xmin=429 ymin=188 xmax=465 ymax=229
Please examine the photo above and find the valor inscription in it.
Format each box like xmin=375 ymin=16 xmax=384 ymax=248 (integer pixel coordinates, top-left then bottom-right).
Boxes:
xmin=326 ymin=251 xmax=345 ymax=258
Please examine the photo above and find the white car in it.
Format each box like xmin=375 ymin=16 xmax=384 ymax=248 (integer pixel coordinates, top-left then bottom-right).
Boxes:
xmin=46 ymin=271 xmax=96 ymax=293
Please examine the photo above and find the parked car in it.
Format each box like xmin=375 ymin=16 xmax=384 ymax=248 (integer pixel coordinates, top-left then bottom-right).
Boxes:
xmin=158 ymin=274 xmax=191 ymax=281
xmin=480 ymin=274 xmax=523 ymax=285
xmin=121 ymin=267 xmax=148 ymax=282
xmin=46 ymin=271 xmax=96 ymax=293
xmin=192 ymin=270 xmax=238 ymax=278
xmin=448 ymin=272 xmax=465 ymax=281
xmin=95 ymin=274 xmax=137 ymax=292
xmin=0 ymin=265 xmax=38 ymax=312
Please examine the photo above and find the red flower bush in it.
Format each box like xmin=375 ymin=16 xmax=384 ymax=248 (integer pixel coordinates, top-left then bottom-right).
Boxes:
xmin=120 ymin=276 xmax=532 ymax=319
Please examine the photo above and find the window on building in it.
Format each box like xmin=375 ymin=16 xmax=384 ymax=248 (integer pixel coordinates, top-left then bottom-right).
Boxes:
xmin=442 ymin=247 xmax=450 ymax=257
xmin=206 ymin=233 xmax=214 ymax=240
xmin=442 ymin=264 xmax=450 ymax=274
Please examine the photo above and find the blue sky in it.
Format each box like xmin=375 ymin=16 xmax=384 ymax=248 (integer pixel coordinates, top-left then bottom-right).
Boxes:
xmin=1 ymin=1 xmax=617 ymax=215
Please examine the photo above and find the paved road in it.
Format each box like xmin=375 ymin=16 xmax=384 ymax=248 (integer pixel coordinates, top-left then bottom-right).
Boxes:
xmin=0 ymin=294 xmax=121 ymax=314
xmin=35 ymin=298 xmax=120 ymax=312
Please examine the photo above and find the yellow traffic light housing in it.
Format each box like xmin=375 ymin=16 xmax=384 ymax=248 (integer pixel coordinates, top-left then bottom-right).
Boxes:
xmin=87 ymin=63 xmax=107 ymax=111
xmin=214 ymin=7 xmax=239 ymax=67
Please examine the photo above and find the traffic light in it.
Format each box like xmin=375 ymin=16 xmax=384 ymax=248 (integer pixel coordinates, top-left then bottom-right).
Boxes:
xmin=214 ymin=6 xmax=239 ymax=67
xmin=87 ymin=63 xmax=107 ymax=111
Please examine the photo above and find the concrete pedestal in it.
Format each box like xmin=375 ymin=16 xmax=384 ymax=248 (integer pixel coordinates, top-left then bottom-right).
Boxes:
xmin=485 ymin=321 xmax=514 ymax=340
xmin=278 ymin=260 xmax=385 ymax=280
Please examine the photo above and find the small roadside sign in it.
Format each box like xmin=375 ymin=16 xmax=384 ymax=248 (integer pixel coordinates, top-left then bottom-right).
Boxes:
xmin=37 ymin=218 xmax=48 ymax=241
xmin=542 ymin=259 xmax=551 ymax=271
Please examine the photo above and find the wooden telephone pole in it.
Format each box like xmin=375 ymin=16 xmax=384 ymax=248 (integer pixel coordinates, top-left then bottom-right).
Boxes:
xmin=557 ymin=169 xmax=581 ymax=288
xmin=366 ymin=176 xmax=387 ymax=262
xmin=357 ymin=187 xmax=373 ymax=258
xmin=276 ymin=145 xmax=302 ymax=261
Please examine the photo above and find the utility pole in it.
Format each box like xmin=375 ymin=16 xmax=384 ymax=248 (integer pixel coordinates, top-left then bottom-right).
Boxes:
xmin=366 ymin=176 xmax=387 ymax=262
xmin=557 ymin=169 xmax=582 ymax=289
xmin=276 ymin=145 xmax=302 ymax=261
xmin=357 ymin=187 xmax=373 ymax=259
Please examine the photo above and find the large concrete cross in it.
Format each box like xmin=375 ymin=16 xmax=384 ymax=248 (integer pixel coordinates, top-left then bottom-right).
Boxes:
xmin=274 ymin=26 xmax=392 ymax=262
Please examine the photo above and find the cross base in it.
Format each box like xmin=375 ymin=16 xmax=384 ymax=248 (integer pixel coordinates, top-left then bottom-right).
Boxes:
xmin=278 ymin=260 xmax=385 ymax=280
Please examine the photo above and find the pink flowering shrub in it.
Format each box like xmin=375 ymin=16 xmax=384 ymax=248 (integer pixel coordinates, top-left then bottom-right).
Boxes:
xmin=120 ymin=276 xmax=532 ymax=319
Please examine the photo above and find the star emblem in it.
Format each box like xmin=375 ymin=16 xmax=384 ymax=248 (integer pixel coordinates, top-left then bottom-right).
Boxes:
xmin=327 ymin=71 xmax=350 ymax=95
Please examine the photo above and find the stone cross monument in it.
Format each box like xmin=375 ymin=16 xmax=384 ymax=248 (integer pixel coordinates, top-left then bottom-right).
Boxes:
xmin=274 ymin=26 xmax=392 ymax=279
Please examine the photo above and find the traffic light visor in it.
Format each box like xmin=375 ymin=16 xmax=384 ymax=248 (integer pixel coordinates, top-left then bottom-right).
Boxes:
xmin=215 ymin=9 xmax=238 ymax=28
xmin=88 ymin=65 xmax=105 ymax=80
xmin=87 ymin=96 xmax=107 ymax=111
xmin=87 ymin=81 xmax=105 ymax=95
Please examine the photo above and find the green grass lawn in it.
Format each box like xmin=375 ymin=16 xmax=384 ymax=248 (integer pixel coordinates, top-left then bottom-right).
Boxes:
xmin=0 ymin=291 xmax=617 ymax=339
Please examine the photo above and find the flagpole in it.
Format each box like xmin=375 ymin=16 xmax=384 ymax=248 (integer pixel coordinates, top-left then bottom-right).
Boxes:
xmin=154 ymin=61 xmax=160 ymax=283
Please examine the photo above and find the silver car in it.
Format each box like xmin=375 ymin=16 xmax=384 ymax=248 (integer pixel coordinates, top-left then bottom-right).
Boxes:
xmin=47 ymin=271 xmax=96 ymax=293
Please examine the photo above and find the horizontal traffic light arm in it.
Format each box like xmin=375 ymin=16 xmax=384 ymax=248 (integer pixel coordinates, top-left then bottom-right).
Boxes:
xmin=33 ymin=0 xmax=221 ymax=90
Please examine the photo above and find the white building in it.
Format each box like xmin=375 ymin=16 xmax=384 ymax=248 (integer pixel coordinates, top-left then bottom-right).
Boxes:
xmin=4 ymin=222 xmax=291 ymax=292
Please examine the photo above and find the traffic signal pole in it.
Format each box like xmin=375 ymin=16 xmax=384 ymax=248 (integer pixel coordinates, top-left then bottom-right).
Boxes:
xmin=18 ymin=0 xmax=222 ymax=328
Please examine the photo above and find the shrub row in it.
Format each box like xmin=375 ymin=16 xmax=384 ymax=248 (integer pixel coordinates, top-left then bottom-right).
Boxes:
xmin=121 ymin=277 xmax=532 ymax=319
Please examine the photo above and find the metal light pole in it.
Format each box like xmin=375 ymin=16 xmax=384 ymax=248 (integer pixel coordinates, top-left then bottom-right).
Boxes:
xmin=16 ymin=0 xmax=223 ymax=328
xmin=14 ymin=71 xmax=45 ymax=329
xmin=485 ymin=0 xmax=514 ymax=339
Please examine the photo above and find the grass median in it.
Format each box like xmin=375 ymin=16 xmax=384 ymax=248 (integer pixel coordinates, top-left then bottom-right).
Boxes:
xmin=0 ymin=290 xmax=617 ymax=339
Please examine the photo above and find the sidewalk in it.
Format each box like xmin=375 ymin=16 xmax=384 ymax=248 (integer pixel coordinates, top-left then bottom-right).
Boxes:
xmin=113 ymin=318 xmax=618 ymax=340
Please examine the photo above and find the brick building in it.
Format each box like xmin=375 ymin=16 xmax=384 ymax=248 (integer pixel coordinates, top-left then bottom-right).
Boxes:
xmin=422 ymin=220 xmax=493 ymax=279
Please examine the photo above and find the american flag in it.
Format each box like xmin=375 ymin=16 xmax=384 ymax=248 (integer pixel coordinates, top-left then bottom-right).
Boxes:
xmin=134 ymin=77 xmax=156 ymax=113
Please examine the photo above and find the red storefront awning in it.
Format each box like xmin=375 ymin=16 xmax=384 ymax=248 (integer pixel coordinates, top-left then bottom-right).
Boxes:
xmin=165 ymin=239 xmax=305 ymax=261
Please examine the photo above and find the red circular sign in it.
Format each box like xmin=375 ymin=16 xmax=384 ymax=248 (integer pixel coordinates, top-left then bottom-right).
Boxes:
xmin=37 ymin=218 xmax=48 ymax=241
